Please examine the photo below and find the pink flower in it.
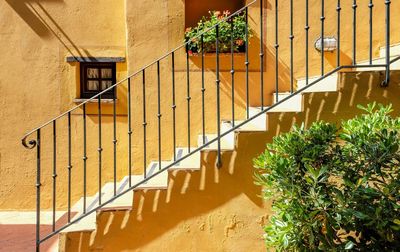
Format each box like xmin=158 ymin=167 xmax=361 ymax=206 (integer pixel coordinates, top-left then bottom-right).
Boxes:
xmin=223 ymin=10 xmax=231 ymax=16
xmin=185 ymin=27 xmax=192 ymax=33
xmin=214 ymin=11 xmax=221 ymax=16
xmin=235 ymin=39 xmax=244 ymax=46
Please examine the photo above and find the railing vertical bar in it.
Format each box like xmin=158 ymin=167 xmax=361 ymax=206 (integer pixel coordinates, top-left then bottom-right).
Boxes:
xmin=186 ymin=46 xmax=191 ymax=152
xmin=216 ymin=24 xmax=222 ymax=167
xmin=275 ymin=0 xmax=279 ymax=100
xmin=201 ymin=35 xmax=206 ymax=143
xmin=113 ymin=88 xmax=117 ymax=196
xmin=369 ymin=0 xmax=374 ymax=65
xmin=171 ymin=53 xmax=176 ymax=160
xmin=67 ymin=112 xmax=72 ymax=222
xmin=98 ymin=95 xmax=102 ymax=205
xmin=352 ymin=0 xmax=357 ymax=65
xmin=289 ymin=0 xmax=294 ymax=93
xmin=142 ymin=70 xmax=147 ymax=177
xmin=245 ymin=7 xmax=250 ymax=118
xmin=384 ymin=0 xmax=391 ymax=86
xmin=52 ymin=121 xmax=56 ymax=232
xmin=260 ymin=0 xmax=265 ymax=105
xmin=157 ymin=61 xmax=162 ymax=170
xmin=127 ymin=78 xmax=132 ymax=187
xmin=230 ymin=19 xmax=235 ymax=126
xmin=337 ymin=0 xmax=341 ymax=67
xmin=35 ymin=129 xmax=41 ymax=252
xmin=305 ymin=0 xmax=309 ymax=84
xmin=82 ymin=104 xmax=87 ymax=213
xmin=321 ymin=0 xmax=325 ymax=76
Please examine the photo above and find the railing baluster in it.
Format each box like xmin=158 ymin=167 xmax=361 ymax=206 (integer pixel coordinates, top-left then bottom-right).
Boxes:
xmin=337 ymin=0 xmax=341 ymax=67
xmin=305 ymin=0 xmax=309 ymax=85
xmin=82 ymin=104 xmax=87 ymax=213
xmin=98 ymin=95 xmax=102 ymax=205
xmin=171 ymin=53 xmax=176 ymax=161
xmin=369 ymin=0 xmax=374 ymax=65
xmin=384 ymin=0 xmax=391 ymax=86
xmin=157 ymin=61 xmax=162 ymax=170
xmin=216 ymin=25 xmax=222 ymax=168
xmin=289 ymin=0 xmax=294 ymax=93
xmin=35 ymin=129 xmax=41 ymax=252
xmin=127 ymin=78 xmax=132 ymax=186
xmin=321 ymin=0 xmax=325 ymax=76
xmin=230 ymin=18 xmax=235 ymax=126
xmin=260 ymin=0 xmax=265 ymax=106
xmin=142 ymin=70 xmax=147 ymax=177
xmin=352 ymin=0 xmax=357 ymax=65
xmin=275 ymin=0 xmax=279 ymax=100
xmin=245 ymin=7 xmax=250 ymax=118
xmin=67 ymin=112 xmax=72 ymax=222
xmin=186 ymin=46 xmax=191 ymax=152
xmin=202 ymin=35 xmax=206 ymax=144
xmin=113 ymin=87 xmax=117 ymax=196
xmin=52 ymin=121 xmax=56 ymax=232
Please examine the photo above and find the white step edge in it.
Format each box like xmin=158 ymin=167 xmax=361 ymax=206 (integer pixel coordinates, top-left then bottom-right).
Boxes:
xmin=61 ymin=211 xmax=97 ymax=233
xmin=379 ymin=43 xmax=400 ymax=58
xmin=297 ymin=73 xmax=339 ymax=93
xmin=269 ymin=92 xmax=303 ymax=112
xmin=197 ymin=133 xmax=235 ymax=151
xmin=131 ymin=162 xmax=169 ymax=190
xmin=357 ymin=56 xmax=400 ymax=71
xmin=170 ymin=148 xmax=201 ymax=170
xmin=221 ymin=120 xmax=266 ymax=133
xmin=0 ymin=211 xmax=66 ymax=225
xmin=100 ymin=176 xmax=134 ymax=211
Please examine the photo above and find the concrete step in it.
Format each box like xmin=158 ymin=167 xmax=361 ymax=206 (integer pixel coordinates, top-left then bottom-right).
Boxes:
xmin=269 ymin=92 xmax=303 ymax=112
xmin=357 ymin=55 xmax=400 ymax=71
xmin=197 ymin=133 xmax=235 ymax=151
xmin=169 ymin=148 xmax=201 ymax=170
xmin=297 ymin=73 xmax=339 ymax=93
xmin=379 ymin=43 xmax=400 ymax=58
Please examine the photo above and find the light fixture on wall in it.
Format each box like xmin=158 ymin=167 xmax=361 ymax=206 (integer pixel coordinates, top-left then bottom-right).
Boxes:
xmin=314 ymin=37 xmax=337 ymax=52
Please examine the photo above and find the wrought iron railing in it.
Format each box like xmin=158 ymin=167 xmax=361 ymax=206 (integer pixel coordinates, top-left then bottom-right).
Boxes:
xmin=21 ymin=0 xmax=398 ymax=251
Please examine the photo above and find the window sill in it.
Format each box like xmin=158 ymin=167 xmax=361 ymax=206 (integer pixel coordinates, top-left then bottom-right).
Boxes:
xmin=73 ymin=98 xmax=118 ymax=104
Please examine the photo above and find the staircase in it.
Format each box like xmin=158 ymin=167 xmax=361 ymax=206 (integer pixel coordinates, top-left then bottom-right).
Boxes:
xmin=18 ymin=0 xmax=400 ymax=251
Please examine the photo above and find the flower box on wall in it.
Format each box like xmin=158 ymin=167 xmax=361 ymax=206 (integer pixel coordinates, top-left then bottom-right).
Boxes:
xmin=185 ymin=11 xmax=251 ymax=55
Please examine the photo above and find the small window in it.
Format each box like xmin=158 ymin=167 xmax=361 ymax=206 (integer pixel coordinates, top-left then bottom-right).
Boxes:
xmin=80 ymin=62 xmax=116 ymax=99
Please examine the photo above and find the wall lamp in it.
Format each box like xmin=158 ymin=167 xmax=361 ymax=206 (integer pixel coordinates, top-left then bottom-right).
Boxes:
xmin=314 ymin=37 xmax=337 ymax=52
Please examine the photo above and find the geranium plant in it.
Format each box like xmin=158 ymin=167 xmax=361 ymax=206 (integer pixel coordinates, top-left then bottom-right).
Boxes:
xmin=185 ymin=10 xmax=252 ymax=55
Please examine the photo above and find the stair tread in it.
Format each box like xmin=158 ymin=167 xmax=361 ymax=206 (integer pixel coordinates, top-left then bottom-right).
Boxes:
xmin=197 ymin=134 xmax=234 ymax=151
xmin=170 ymin=148 xmax=201 ymax=170
xmin=221 ymin=120 xmax=266 ymax=132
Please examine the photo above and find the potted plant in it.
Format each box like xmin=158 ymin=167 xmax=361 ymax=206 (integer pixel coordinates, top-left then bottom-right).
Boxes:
xmin=185 ymin=10 xmax=252 ymax=55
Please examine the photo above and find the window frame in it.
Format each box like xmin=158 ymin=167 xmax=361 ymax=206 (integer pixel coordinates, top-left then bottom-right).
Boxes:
xmin=80 ymin=62 xmax=116 ymax=99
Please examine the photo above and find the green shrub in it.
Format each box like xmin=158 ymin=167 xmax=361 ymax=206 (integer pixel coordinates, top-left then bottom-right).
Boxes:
xmin=254 ymin=103 xmax=400 ymax=251
xmin=184 ymin=10 xmax=252 ymax=54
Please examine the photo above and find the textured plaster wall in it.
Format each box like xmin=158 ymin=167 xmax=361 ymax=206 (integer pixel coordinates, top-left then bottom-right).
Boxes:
xmin=0 ymin=0 xmax=399 ymax=212
xmin=0 ymin=0 xmax=126 ymax=209
xmin=61 ymin=70 xmax=400 ymax=251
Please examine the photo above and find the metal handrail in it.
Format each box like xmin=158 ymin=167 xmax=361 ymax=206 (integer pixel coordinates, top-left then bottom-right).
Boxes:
xmin=21 ymin=0 xmax=257 ymax=145
xmin=20 ymin=1 xmax=397 ymax=251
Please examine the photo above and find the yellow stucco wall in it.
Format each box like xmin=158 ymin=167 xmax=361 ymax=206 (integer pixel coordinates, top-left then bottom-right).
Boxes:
xmin=0 ymin=0 xmax=399 ymax=219
xmin=60 ymin=70 xmax=400 ymax=251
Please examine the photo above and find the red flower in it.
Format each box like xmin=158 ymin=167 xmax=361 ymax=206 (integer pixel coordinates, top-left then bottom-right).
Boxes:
xmin=188 ymin=50 xmax=193 ymax=56
xmin=235 ymin=39 xmax=244 ymax=46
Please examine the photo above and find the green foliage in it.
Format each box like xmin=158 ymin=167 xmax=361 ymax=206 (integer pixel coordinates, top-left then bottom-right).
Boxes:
xmin=254 ymin=103 xmax=400 ymax=251
xmin=184 ymin=10 xmax=252 ymax=54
